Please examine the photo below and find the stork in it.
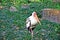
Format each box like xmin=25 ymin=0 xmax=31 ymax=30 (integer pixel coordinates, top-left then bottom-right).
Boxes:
xmin=26 ymin=12 xmax=41 ymax=37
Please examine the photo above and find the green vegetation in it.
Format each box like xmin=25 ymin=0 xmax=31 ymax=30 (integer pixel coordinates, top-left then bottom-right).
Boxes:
xmin=0 ymin=0 xmax=60 ymax=40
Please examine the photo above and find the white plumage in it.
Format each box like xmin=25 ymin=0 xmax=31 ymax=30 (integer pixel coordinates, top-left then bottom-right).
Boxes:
xmin=26 ymin=11 xmax=41 ymax=37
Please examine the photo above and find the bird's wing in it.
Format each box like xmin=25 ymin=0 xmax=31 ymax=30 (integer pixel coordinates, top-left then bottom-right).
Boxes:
xmin=26 ymin=17 xmax=31 ymax=28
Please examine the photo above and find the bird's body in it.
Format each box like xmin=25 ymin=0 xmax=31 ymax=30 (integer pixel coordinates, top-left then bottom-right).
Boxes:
xmin=26 ymin=12 xmax=41 ymax=37
xmin=28 ymin=15 xmax=38 ymax=26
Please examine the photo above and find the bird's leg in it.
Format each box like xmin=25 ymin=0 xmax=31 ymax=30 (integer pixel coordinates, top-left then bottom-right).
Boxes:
xmin=30 ymin=29 xmax=33 ymax=37
xmin=31 ymin=30 xmax=34 ymax=40
xmin=31 ymin=31 xmax=33 ymax=37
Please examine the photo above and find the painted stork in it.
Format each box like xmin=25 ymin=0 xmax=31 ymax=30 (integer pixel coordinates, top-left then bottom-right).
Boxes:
xmin=26 ymin=11 xmax=41 ymax=37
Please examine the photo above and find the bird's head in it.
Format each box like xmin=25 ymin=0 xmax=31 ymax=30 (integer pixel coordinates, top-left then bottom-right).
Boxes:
xmin=32 ymin=11 xmax=37 ymax=17
xmin=32 ymin=11 xmax=41 ymax=25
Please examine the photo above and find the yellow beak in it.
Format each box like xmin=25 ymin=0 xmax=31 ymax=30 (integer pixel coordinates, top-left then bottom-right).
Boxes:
xmin=39 ymin=21 xmax=41 ymax=25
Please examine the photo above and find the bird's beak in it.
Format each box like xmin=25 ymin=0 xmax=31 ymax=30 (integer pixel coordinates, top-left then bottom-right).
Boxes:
xmin=39 ymin=21 xmax=41 ymax=25
xmin=38 ymin=18 xmax=41 ymax=25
